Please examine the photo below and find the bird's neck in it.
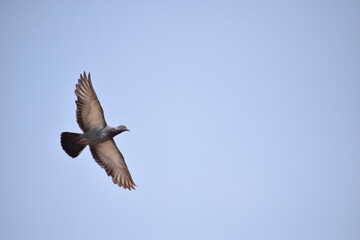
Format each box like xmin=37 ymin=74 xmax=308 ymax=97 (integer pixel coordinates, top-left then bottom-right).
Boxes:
xmin=110 ymin=127 xmax=124 ymax=137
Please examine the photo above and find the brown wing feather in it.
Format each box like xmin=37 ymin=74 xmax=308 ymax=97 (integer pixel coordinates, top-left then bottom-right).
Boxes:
xmin=75 ymin=72 xmax=107 ymax=132
xmin=89 ymin=140 xmax=136 ymax=190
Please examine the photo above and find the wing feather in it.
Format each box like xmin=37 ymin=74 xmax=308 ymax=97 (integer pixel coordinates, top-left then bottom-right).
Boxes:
xmin=75 ymin=72 xmax=106 ymax=132
xmin=89 ymin=140 xmax=136 ymax=190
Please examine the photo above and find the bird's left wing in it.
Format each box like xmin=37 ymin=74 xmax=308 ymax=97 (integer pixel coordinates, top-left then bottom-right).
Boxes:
xmin=75 ymin=72 xmax=107 ymax=132
xmin=89 ymin=140 xmax=136 ymax=190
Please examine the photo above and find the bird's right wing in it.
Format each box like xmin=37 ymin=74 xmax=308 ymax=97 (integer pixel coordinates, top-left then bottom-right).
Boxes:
xmin=75 ymin=72 xmax=107 ymax=132
xmin=89 ymin=139 xmax=136 ymax=190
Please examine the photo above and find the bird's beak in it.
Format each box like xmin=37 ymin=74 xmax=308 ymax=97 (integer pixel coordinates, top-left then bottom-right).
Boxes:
xmin=125 ymin=128 xmax=130 ymax=132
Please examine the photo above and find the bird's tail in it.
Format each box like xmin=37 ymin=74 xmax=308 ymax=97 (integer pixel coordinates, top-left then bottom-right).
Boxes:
xmin=60 ymin=132 xmax=86 ymax=158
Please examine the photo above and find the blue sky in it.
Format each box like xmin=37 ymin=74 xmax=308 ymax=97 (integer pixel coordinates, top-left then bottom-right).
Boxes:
xmin=1 ymin=0 xmax=359 ymax=239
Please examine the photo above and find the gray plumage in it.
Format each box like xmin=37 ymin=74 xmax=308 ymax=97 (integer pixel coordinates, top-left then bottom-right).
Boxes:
xmin=61 ymin=72 xmax=136 ymax=190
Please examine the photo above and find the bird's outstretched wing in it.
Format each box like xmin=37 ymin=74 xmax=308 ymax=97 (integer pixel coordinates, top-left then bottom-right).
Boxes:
xmin=75 ymin=72 xmax=107 ymax=132
xmin=89 ymin=140 xmax=136 ymax=190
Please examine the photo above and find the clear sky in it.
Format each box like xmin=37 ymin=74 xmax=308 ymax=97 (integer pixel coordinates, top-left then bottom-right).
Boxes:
xmin=1 ymin=0 xmax=359 ymax=239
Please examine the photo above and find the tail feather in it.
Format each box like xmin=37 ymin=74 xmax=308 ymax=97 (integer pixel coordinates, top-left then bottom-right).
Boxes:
xmin=61 ymin=132 xmax=86 ymax=158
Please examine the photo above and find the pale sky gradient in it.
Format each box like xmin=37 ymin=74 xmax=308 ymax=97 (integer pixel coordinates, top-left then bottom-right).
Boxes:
xmin=1 ymin=1 xmax=360 ymax=239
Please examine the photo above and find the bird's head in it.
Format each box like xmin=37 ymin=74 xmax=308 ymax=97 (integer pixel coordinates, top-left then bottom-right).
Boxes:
xmin=115 ymin=125 xmax=130 ymax=134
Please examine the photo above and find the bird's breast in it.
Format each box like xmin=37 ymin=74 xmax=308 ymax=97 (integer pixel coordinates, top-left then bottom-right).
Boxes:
xmin=81 ymin=127 xmax=112 ymax=145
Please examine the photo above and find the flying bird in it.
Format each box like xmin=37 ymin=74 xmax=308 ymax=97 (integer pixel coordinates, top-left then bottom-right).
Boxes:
xmin=60 ymin=72 xmax=136 ymax=190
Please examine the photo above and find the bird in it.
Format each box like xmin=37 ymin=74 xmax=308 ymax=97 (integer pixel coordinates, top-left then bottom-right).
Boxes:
xmin=60 ymin=72 xmax=136 ymax=190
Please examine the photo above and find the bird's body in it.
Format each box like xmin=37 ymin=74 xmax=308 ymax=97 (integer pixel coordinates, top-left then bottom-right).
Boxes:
xmin=79 ymin=126 xmax=111 ymax=145
xmin=77 ymin=126 xmax=127 ymax=145
xmin=60 ymin=72 xmax=136 ymax=190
